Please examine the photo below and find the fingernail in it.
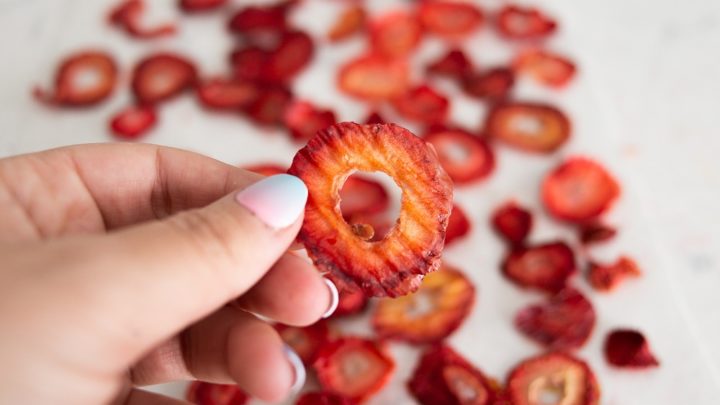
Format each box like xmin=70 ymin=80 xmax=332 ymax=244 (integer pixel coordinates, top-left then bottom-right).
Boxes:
xmin=235 ymin=174 xmax=308 ymax=229
xmin=283 ymin=345 xmax=306 ymax=394
xmin=322 ymin=278 xmax=339 ymax=319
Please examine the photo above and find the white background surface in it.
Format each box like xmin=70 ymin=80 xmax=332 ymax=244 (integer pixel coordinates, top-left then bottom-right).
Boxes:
xmin=1 ymin=0 xmax=719 ymax=403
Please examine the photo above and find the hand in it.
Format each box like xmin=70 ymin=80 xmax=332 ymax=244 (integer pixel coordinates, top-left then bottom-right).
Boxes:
xmin=0 ymin=144 xmax=338 ymax=404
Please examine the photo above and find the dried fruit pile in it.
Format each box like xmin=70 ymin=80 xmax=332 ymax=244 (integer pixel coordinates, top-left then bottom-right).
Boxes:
xmin=33 ymin=0 xmax=660 ymax=403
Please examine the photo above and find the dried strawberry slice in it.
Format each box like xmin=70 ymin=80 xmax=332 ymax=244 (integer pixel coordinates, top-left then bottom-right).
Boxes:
xmin=196 ymin=78 xmax=257 ymax=110
xmin=408 ymin=345 xmax=500 ymax=405
xmin=243 ymin=163 xmax=286 ymax=177
xmin=314 ymin=337 xmax=395 ymax=402
xmin=491 ymin=201 xmax=532 ymax=246
xmin=391 ymin=85 xmax=450 ymax=125
xmin=495 ymin=5 xmax=557 ymax=40
xmin=243 ymin=85 xmax=293 ymax=126
xmin=369 ymin=11 xmax=423 ymax=58
xmin=419 ymin=1 xmax=484 ymax=39
xmin=283 ymin=100 xmax=337 ymax=142
xmin=339 ymin=175 xmax=390 ymax=218
xmin=513 ymin=49 xmax=577 ymax=88
xmin=542 ymin=157 xmax=620 ymax=222
xmin=289 ymin=123 xmax=453 ymax=297
xmin=579 ymin=223 xmax=617 ymax=245
xmin=485 ymin=102 xmax=570 ymax=153
xmin=426 ymin=48 xmax=474 ymax=80
xmin=604 ymin=329 xmax=659 ymax=368
xmin=587 ymin=256 xmax=641 ymax=292
xmin=338 ymin=54 xmax=411 ymax=101
xmin=109 ymin=0 xmax=176 ymax=39
xmin=515 ymin=288 xmax=596 ymax=350
xmin=227 ymin=3 xmax=289 ymax=38
xmin=179 ymin=0 xmax=226 ymax=13
xmin=373 ymin=265 xmax=475 ymax=344
xmin=364 ymin=111 xmax=386 ymax=124
xmin=131 ymin=53 xmax=198 ymax=105
xmin=229 ymin=46 xmax=269 ymax=81
xmin=506 ymin=352 xmax=600 ymax=405
xmin=296 ymin=391 xmax=354 ymax=405
xmin=330 ymin=281 xmax=369 ymax=317
xmin=424 ymin=128 xmax=495 ymax=184
xmin=109 ymin=105 xmax=157 ymax=140
xmin=445 ymin=204 xmax=470 ymax=246
xmin=462 ymin=68 xmax=515 ymax=100
xmin=502 ymin=241 xmax=576 ymax=293
xmin=328 ymin=5 xmax=366 ymax=42
xmin=34 ymin=51 xmax=118 ymax=107
xmin=277 ymin=321 xmax=330 ymax=365
xmin=186 ymin=381 xmax=248 ymax=405
xmin=263 ymin=31 xmax=315 ymax=83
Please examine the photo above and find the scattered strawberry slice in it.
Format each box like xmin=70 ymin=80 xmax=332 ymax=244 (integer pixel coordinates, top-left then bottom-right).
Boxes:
xmin=419 ymin=1 xmax=484 ymax=39
xmin=227 ymin=3 xmax=290 ymax=38
xmin=364 ymin=110 xmax=386 ymax=124
xmin=243 ymin=163 xmax=286 ymax=177
xmin=426 ymin=48 xmax=474 ymax=80
xmin=502 ymin=241 xmax=576 ymax=293
xmin=340 ymin=175 xmax=390 ymax=218
xmin=109 ymin=0 xmax=176 ymax=39
xmin=587 ymin=256 xmax=641 ymax=292
xmin=328 ymin=5 xmax=366 ymax=42
xmin=604 ymin=329 xmax=660 ymax=368
xmin=230 ymin=46 xmax=269 ymax=81
xmin=179 ymin=0 xmax=226 ymax=13
xmin=495 ymin=5 xmax=557 ymax=40
xmin=491 ymin=201 xmax=533 ymax=246
xmin=462 ymin=67 xmax=515 ymax=100
xmin=195 ymin=78 xmax=257 ymax=110
xmin=446 ymin=204 xmax=471 ymax=246
xmin=243 ymin=85 xmax=293 ymax=125
xmin=338 ymin=54 xmax=410 ymax=101
xmin=263 ymin=31 xmax=315 ymax=83
xmin=485 ymin=102 xmax=571 ymax=153
xmin=186 ymin=381 xmax=248 ymax=405
xmin=284 ymin=100 xmax=337 ymax=142
xmin=131 ymin=53 xmax=198 ymax=105
xmin=515 ymin=287 xmax=596 ymax=350
xmin=330 ymin=281 xmax=370 ymax=317
xmin=314 ymin=337 xmax=395 ymax=402
xmin=34 ymin=51 xmax=118 ymax=107
xmin=542 ymin=157 xmax=621 ymax=223
xmin=109 ymin=105 xmax=157 ymax=140
xmin=277 ymin=321 xmax=331 ymax=365
xmin=513 ymin=49 xmax=577 ymax=88
xmin=296 ymin=391 xmax=354 ymax=405
xmin=392 ymin=85 xmax=450 ymax=125
xmin=579 ymin=222 xmax=618 ymax=245
xmin=424 ymin=128 xmax=495 ymax=185
xmin=369 ymin=11 xmax=423 ymax=58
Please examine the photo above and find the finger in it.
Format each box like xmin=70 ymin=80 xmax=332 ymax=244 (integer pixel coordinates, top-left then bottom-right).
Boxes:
xmin=235 ymin=253 xmax=338 ymax=326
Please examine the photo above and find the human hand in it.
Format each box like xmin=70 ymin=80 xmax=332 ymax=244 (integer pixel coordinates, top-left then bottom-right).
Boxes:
xmin=0 ymin=144 xmax=338 ymax=404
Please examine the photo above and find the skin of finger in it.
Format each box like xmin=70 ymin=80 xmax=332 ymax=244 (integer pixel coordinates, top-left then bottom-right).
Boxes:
xmin=235 ymin=252 xmax=330 ymax=326
xmin=123 ymin=388 xmax=189 ymax=405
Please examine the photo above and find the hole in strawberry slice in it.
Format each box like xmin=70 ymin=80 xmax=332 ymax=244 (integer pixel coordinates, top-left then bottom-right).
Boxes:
xmin=419 ymin=1 xmax=484 ymax=39
xmin=495 ymin=5 xmax=557 ymax=40
xmin=446 ymin=204 xmax=471 ymax=246
xmin=109 ymin=105 xmax=157 ymax=140
xmin=426 ymin=48 xmax=474 ymax=80
xmin=262 ymin=30 xmax=315 ymax=83
xmin=179 ymin=0 xmax=226 ymax=13
xmin=462 ymin=67 xmax=515 ymax=100
xmin=242 ymin=85 xmax=293 ymax=126
xmin=131 ymin=53 xmax=198 ymax=105
xmin=195 ymin=78 xmax=258 ymax=110
xmin=296 ymin=391 xmax=354 ymax=405
xmin=185 ymin=381 xmax=248 ymax=405
xmin=369 ymin=10 xmax=423 ymax=58
xmin=372 ymin=265 xmax=475 ymax=344
xmin=283 ymin=100 xmax=337 ymax=142
xmin=328 ymin=5 xmax=366 ymax=42
xmin=424 ymin=128 xmax=495 ymax=184
xmin=485 ymin=102 xmax=570 ymax=153
xmin=229 ymin=46 xmax=270 ymax=81
xmin=514 ymin=49 xmax=577 ymax=88
xmin=578 ymin=222 xmax=617 ymax=245
xmin=502 ymin=241 xmax=576 ymax=293
xmin=491 ymin=201 xmax=533 ymax=246
xmin=243 ymin=163 xmax=286 ymax=177
xmin=604 ymin=329 xmax=659 ymax=368
xmin=515 ymin=287 xmax=596 ymax=350
xmin=109 ymin=0 xmax=176 ymax=39
xmin=391 ymin=85 xmax=450 ymax=125
xmin=587 ymin=256 xmax=641 ymax=292
xmin=339 ymin=173 xmax=391 ymax=219
xmin=506 ymin=352 xmax=599 ymax=405
xmin=314 ymin=337 xmax=395 ymax=403
xmin=338 ymin=54 xmax=410 ymax=101
xmin=542 ymin=157 xmax=620 ymax=223
xmin=364 ymin=110 xmax=386 ymax=124
xmin=35 ymin=51 xmax=118 ymax=107
xmin=276 ymin=321 xmax=330 ymax=365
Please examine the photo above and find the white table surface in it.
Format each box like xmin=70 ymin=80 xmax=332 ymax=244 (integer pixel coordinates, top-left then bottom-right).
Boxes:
xmin=1 ymin=0 xmax=719 ymax=403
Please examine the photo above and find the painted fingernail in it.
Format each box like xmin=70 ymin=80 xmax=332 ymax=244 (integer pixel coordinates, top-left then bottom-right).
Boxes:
xmin=283 ymin=345 xmax=306 ymax=394
xmin=235 ymin=174 xmax=308 ymax=229
xmin=322 ymin=278 xmax=339 ymax=319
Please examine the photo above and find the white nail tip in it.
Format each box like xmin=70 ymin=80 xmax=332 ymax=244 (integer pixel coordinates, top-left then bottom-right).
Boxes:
xmin=322 ymin=278 xmax=339 ymax=319
xmin=283 ymin=345 xmax=306 ymax=394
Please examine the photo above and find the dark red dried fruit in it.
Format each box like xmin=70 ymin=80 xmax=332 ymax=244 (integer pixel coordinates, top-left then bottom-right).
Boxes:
xmin=330 ymin=281 xmax=369 ymax=317
xmin=186 ymin=381 xmax=248 ymax=405
xmin=179 ymin=0 xmax=226 ymax=13
xmin=604 ymin=329 xmax=659 ymax=368
xmin=426 ymin=48 xmax=474 ymax=80
xmin=424 ymin=128 xmax=495 ymax=184
xmin=445 ymin=204 xmax=470 ymax=246
xmin=227 ymin=3 xmax=289 ymax=38
xmin=515 ymin=288 xmax=596 ymax=350
xmin=284 ymin=100 xmax=337 ymax=142
xmin=579 ymin=223 xmax=618 ymax=245
xmin=243 ymin=85 xmax=293 ymax=125
xmin=109 ymin=105 xmax=157 ymax=140
xmin=338 ymin=54 xmax=410 ymax=101
xmin=588 ymin=256 xmax=641 ymax=292
xmin=369 ymin=11 xmax=422 ymax=58
xmin=328 ymin=5 xmax=366 ymax=42
xmin=196 ymin=78 xmax=257 ymax=110
xmin=513 ymin=49 xmax=577 ymax=88
xmin=34 ymin=51 xmax=118 ymax=107
xmin=506 ymin=352 xmax=599 ymax=405
xmin=131 ymin=53 xmax=198 ymax=105
xmin=392 ymin=85 xmax=450 ymax=125
xmin=109 ymin=0 xmax=176 ymax=39
xmin=277 ymin=321 xmax=330 ymax=365
xmin=263 ymin=31 xmax=315 ymax=83
xmin=502 ymin=241 xmax=576 ymax=293
xmin=485 ymin=102 xmax=570 ymax=153
xmin=419 ymin=1 xmax=484 ymax=39
xmin=314 ymin=337 xmax=395 ymax=402
xmin=340 ymin=175 xmax=390 ymax=219
xmin=364 ymin=111 xmax=386 ymax=125
xmin=462 ymin=68 xmax=515 ymax=100
xmin=495 ymin=5 xmax=557 ymax=40
xmin=243 ymin=163 xmax=286 ymax=177
xmin=296 ymin=391 xmax=354 ymax=405
xmin=542 ymin=157 xmax=620 ymax=223
xmin=372 ymin=266 xmax=475 ymax=344
xmin=408 ymin=345 xmax=500 ymax=405
xmin=491 ymin=201 xmax=532 ymax=246
xmin=230 ymin=46 xmax=269 ymax=81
